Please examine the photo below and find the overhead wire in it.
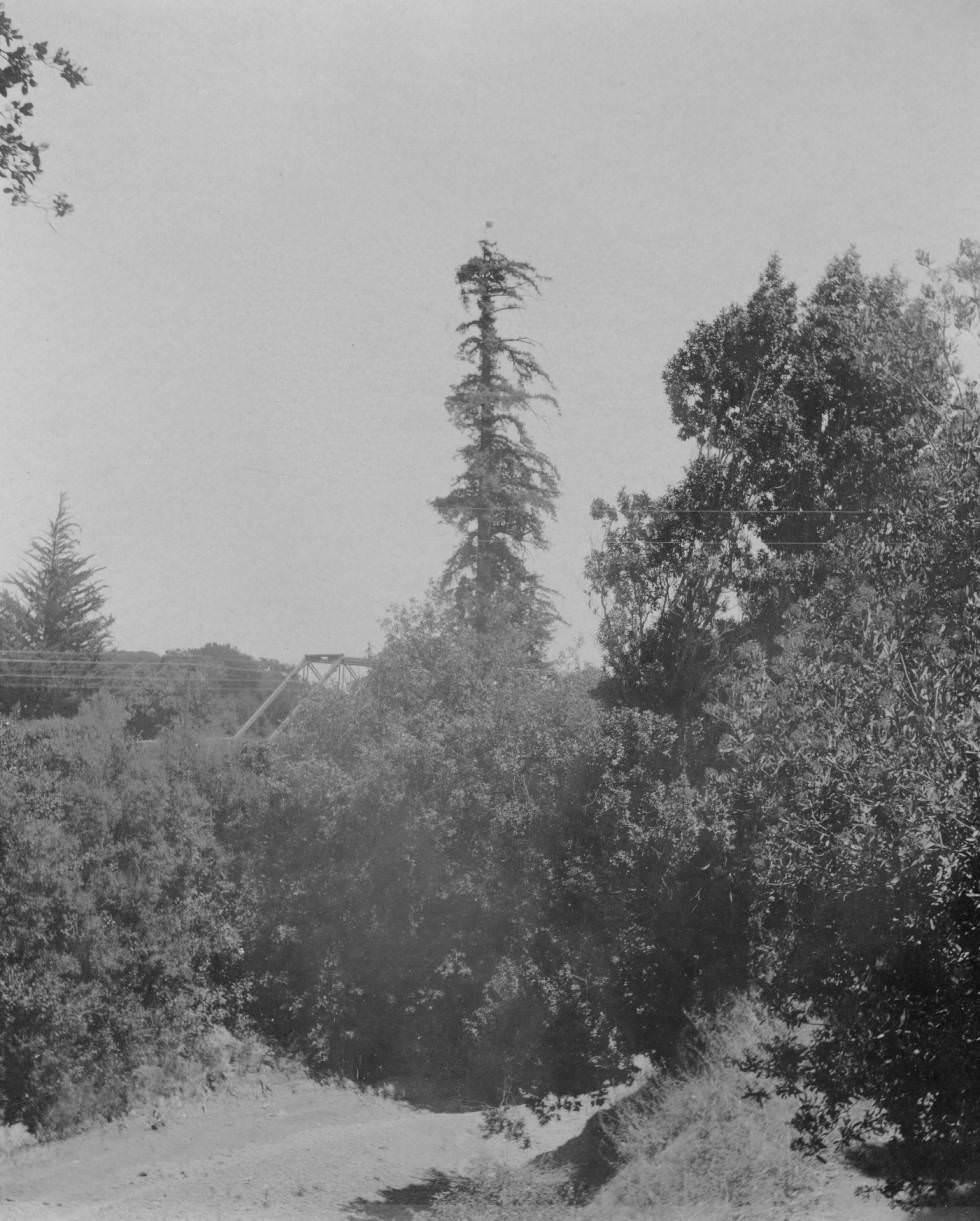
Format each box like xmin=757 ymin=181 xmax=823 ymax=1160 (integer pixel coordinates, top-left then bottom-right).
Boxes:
xmin=0 ymin=658 xmax=310 ymax=694
xmin=0 ymin=502 xmax=963 ymax=694
xmin=634 ymin=507 xmax=881 ymax=516
xmin=611 ymin=508 xmax=980 ymax=524
xmin=0 ymin=653 xmax=288 ymax=671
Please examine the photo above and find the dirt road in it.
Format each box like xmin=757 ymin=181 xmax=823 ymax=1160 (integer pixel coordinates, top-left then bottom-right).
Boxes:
xmin=5 ymin=1074 xmax=980 ymax=1221
xmin=1 ymin=1074 xmax=576 ymax=1219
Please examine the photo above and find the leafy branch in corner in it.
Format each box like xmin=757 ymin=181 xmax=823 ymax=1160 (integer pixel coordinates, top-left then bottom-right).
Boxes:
xmin=0 ymin=3 xmax=86 ymax=217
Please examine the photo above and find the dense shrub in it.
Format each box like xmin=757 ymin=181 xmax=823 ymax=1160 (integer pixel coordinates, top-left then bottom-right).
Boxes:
xmin=0 ymin=697 xmax=239 ymax=1134
xmin=208 ymin=601 xmax=606 ymax=1096
xmin=204 ymin=596 xmax=751 ymax=1110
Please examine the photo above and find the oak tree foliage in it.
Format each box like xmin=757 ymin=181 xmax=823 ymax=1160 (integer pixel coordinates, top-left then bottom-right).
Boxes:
xmin=736 ymin=409 xmax=980 ymax=1202
xmin=590 ymin=244 xmax=980 ymax=1202
xmin=588 ymin=252 xmax=948 ymax=718
xmin=0 ymin=3 xmax=85 ymax=216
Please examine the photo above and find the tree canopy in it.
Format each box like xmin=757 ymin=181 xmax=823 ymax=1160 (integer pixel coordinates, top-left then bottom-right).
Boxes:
xmin=587 ymin=245 xmax=980 ymax=1201
xmin=588 ymin=251 xmax=949 ymax=718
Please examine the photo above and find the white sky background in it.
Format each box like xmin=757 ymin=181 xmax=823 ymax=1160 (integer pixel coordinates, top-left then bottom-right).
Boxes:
xmin=3 ymin=0 xmax=980 ymax=664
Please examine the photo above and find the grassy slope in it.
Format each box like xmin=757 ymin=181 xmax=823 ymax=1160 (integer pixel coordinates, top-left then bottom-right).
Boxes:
xmin=430 ymin=997 xmax=909 ymax=1221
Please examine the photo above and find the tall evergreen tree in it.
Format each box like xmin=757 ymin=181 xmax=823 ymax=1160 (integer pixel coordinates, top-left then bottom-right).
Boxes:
xmin=0 ymin=494 xmax=113 ymax=715
xmin=433 ymin=239 xmax=560 ymax=642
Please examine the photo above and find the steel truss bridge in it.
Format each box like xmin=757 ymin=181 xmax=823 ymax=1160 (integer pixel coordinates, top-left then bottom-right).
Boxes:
xmin=233 ymin=653 xmax=374 ymax=741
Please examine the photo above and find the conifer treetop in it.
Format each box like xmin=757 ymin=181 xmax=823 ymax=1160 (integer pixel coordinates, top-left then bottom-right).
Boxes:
xmin=433 ymin=240 xmax=561 ymax=645
xmin=2 ymin=492 xmax=113 ymax=656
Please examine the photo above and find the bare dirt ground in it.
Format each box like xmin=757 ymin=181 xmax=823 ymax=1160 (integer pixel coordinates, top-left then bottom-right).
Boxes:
xmin=2 ymin=1072 xmax=980 ymax=1221
xmin=0 ymin=1072 xmax=579 ymax=1220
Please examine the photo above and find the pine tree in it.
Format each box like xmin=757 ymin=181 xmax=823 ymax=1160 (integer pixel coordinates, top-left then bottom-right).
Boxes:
xmin=432 ymin=239 xmax=560 ymax=642
xmin=0 ymin=494 xmax=112 ymax=715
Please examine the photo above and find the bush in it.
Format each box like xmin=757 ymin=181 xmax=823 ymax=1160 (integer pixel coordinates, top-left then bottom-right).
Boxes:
xmin=211 ymin=601 xmax=609 ymax=1097
xmin=0 ymin=697 xmax=239 ymax=1134
xmin=208 ymin=593 xmax=754 ymax=1113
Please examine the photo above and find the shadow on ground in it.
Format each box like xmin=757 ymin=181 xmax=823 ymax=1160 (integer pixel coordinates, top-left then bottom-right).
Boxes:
xmin=344 ymin=1100 xmax=618 ymax=1217
xmin=344 ymin=1170 xmax=464 ymax=1218
xmin=844 ymin=1142 xmax=980 ymax=1218
xmin=381 ymin=1075 xmax=488 ymax=1113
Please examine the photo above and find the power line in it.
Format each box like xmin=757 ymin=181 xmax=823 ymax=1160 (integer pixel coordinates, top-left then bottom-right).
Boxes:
xmin=0 ymin=663 xmax=308 ymax=689
xmin=613 ymin=539 xmax=833 ymax=549
xmin=0 ymin=653 xmax=294 ymax=674
xmin=625 ymin=508 xmax=980 ymax=521
xmin=0 ymin=679 xmax=292 ymax=691
xmin=638 ymin=508 xmax=881 ymax=516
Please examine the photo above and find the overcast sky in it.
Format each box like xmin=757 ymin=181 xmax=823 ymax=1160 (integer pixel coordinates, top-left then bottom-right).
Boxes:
xmin=4 ymin=0 xmax=979 ymax=664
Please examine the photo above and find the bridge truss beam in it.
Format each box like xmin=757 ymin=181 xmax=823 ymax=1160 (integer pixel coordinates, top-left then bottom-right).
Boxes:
xmin=232 ymin=653 xmax=374 ymax=741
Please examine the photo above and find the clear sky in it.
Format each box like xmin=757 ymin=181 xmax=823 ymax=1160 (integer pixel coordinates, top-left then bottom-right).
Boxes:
xmin=4 ymin=0 xmax=979 ymax=664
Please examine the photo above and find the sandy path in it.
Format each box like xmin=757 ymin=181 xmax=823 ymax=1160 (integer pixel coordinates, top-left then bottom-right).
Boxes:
xmin=0 ymin=1075 xmax=575 ymax=1220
